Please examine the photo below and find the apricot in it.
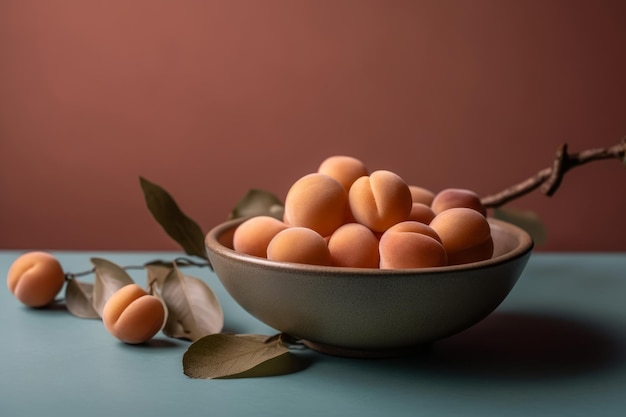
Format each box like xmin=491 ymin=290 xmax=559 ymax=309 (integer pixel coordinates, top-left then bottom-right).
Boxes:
xmin=7 ymin=251 xmax=65 ymax=307
xmin=317 ymin=155 xmax=369 ymax=192
xmin=233 ymin=216 xmax=288 ymax=258
xmin=327 ymin=223 xmax=380 ymax=268
xmin=102 ymin=284 xmax=166 ymax=344
xmin=379 ymin=226 xmax=448 ymax=269
xmin=429 ymin=207 xmax=494 ymax=265
xmin=408 ymin=185 xmax=435 ymax=206
xmin=408 ymin=202 xmax=436 ymax=224
xmin=431 ymin=188 xmax=487 ymax=216
xmin=348 ymin=170 xmax=412 ymax=232
xmin=283 ymin=173 xmax=348 ymax=237
xmin=267 ymin=227 xmax=332 ymax=266
xmin=385 ymin=221 xmax=442 ymax=243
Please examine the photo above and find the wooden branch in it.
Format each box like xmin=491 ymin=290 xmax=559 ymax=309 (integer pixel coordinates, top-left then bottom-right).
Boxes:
xmin=481 ymin=138 xmax=626 ymax=209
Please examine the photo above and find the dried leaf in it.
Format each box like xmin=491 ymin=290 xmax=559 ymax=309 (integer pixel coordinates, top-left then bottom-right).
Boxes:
xmin=145 ymin=263 xmax=172 ymax=297
xmin=65 ymin=279 xmax=99 ymax=319
xmin=229 ymin=189 xmax=284 ymax=220
xmin=91 ymin=258 xmax=135 ymax=317
xmin=160 ymin=265 xmax=223 ymax=341
xmin=139 ymin=176 xmax=208 ymax=260
xmin=182 ymin=334 xmax=293 ymax=379
xmin=494 ymin=206 xmax=547 ymax=245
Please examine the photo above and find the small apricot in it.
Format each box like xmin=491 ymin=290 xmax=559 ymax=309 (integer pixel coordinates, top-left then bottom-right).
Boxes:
xmin=283 ymin=173 xmax=348 ymax=237
xmin=385 ymin=221 xmax=442 ymax=243
xmin=348 ymin=170 xmax=413 ymax=232
xmin=408 ymin=185 xmax=435 ymax=206
xmin=233 ymin=216 xmax=288 ymax=258
xmin=408 ymin=202 xmax=436 ymax=224
xmin=327 ymin=223 xmax=380 ymax=268
xmin=431 ymin=188 xmax=487 ymax=216
xmin=267 ymin=227 xmax=332 ymax=266
xmin=7 ymin=251 xmax=65 ymax=307
xmin=102 ymin=284 xmax=166 ymax=344
xmin=429 ymin=207 xmax=494 ymax=265
xmin=317 ymin=155 xmax=369 ymax=192
xmin=379 ymin=227 xmax=448 ymax=269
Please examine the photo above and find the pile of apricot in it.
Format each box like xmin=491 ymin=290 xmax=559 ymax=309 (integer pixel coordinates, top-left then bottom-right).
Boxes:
xmin=234 ymin=155 xmax=493 ymax=269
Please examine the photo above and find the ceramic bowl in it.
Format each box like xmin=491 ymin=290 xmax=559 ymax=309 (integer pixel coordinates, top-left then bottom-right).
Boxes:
xmin=205 ymin=217 xmax=533 ymax=357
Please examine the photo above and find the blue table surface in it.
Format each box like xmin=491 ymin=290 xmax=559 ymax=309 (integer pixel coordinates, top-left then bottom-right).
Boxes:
xmin=1 ymin=250 xmax=625 ymax=417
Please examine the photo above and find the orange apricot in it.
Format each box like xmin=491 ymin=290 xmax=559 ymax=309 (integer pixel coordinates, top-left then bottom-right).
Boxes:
xmin=327 ymin=223 xmax=380 ymax=268
xmin=7 ymin=251 xmax=65 ymax=307
xmin=429 ymin=207 xmax=494 ymax=265
xmin=408 ymin=202 xmax=436 ymax=224
xmin=385 ymin=221 xmax=442 ymax=243
xmin=102 ymin=284 xmax=166 ymax=344
xmin=408 ymin=185 xmax=435 ymax=206
xmin=431 ymin=188 xmax=487 ymax=216
xmin=348 ymin=170 xmax=413 ymax=232
xmin=379 ymin=228 xmax=448 ymax=269
xmin=266 ymin=227 xmax=332 ymax=266
xmin=318 ymin=155 xmax=369 ymax=192
xmin=233 ymin=216 xmax=288 ymax=258
xmin=283 ymin=173 xmax=348 ymax=237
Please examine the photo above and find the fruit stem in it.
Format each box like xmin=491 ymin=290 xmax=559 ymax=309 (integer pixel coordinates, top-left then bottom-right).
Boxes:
xmin=481 ymin=138 xmax=626 ymax=208
xmin=64 ymin=257 xmax=211 ymax=281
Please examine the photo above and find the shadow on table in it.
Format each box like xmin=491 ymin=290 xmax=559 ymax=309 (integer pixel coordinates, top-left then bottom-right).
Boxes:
xmin=387 ymin=311 xmax=625 ymax=381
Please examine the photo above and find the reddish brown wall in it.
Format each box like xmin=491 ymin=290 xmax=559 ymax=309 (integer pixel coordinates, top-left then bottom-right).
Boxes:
xmin=1 ymin=0 xmax=625 ymax=251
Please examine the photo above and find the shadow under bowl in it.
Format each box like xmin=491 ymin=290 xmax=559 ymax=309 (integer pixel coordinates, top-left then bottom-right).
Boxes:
xmin=205 ymin=218 xmax=533 ymax=357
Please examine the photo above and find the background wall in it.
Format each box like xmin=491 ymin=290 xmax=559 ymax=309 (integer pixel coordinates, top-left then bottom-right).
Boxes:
xmin=1 ymin=0 xmax=625 ymax=252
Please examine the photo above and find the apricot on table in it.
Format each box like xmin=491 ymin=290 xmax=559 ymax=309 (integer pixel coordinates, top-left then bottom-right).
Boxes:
xmin=348 ymin=170 xmax=413 ymax=232
xmin=317 ymin=155 xmax=369 ymax=192
xmin=266 ymin=227 xmax=332 ymax=266
xmin=429 ymin=207 xmax=494 ymax=265
xmin=233 ymin=216 xmax=288 ymax=258
xmin=102 ymin=284 xmax=166 ymax=344
xmin=327 ymin=223 xmax=380 ymax=268
xmin=7 ymin=251 xmax=65 ymax=307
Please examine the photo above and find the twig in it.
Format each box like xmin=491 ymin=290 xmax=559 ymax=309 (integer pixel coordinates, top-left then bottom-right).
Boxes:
xmin=64 ymin=257 xmax=211 ymax=281
xmin=481 ymin=138 xmax=626 ymax=208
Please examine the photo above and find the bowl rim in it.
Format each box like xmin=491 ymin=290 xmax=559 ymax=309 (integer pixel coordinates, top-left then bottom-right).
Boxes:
xmin=205 ymin=217 xmax=534 ymax=276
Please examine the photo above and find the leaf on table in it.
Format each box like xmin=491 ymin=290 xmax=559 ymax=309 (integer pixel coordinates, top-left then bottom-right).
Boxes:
xmin=494 ymin=206 xmax=547 ymax=245
xmin=183 ymin=333 xmax=299 ymax=379
xmin=65 ymin=279 xmax=99 ymax=319
xmin=159 ymin=264 xmax=224 ymax=341
xmin=229 ymin=189 xmax=284 ymax=220
xmin=139 ymin=176 xmax=208 ymax=260
xmin=91 ymin=258 xmax=135 ymax=318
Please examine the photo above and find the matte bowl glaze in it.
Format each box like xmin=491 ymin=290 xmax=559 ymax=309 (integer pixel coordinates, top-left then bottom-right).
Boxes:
xmin=205 ymin=217 xmax=533 ymax=357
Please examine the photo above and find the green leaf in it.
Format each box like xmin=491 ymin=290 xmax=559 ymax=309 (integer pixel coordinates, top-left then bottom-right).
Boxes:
xmin=494 ymin=206 xmax=547 ymax=245
xmin=139 ymin=176 xmax=208 ymax=260
xmin=159 ymin=264 xmax=224 ymax=341
xmin=229 ymin=189 xmax=284 ymax=220
xmin=65 ymin=279 xmax=99 ymax=319
xmin=182 ymin=333 xmax=295 ymax=379
xmin=91 ymin=258 xmax=135 ymax=317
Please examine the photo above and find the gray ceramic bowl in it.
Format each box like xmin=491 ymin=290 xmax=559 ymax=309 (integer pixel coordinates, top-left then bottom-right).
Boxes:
xmin=205 ymin=217 xmax=533 ymax=357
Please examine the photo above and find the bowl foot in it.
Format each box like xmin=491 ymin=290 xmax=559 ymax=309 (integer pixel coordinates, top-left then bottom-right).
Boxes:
xmin=302 ymin=340 xmax=431 ymax=358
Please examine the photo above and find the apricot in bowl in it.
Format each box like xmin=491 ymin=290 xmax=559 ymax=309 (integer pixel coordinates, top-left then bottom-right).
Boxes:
xmin=205 ymin=217 xmax=533 ymax=357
